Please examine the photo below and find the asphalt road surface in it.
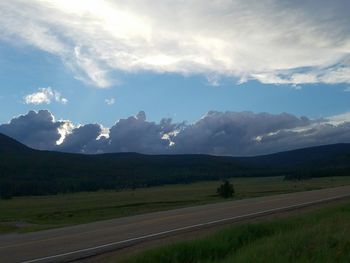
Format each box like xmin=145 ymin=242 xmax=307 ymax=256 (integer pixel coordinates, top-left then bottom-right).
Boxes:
xmin=1 ymin=185 xmax=350 ymax=263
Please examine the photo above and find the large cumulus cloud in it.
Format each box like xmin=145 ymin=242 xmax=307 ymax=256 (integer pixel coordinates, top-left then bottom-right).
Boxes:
xmin=1 ymin=110 xmax=350 ymax=156
xmin=0 ymin=110 xmax=64 ymax=150
xmin=106 ymin=111 xmax=180 ymax=154
xmin=58 ymin=124 xmax=104 ymax=153
xmin=0 ymin=0 xmax=349 ymax=87
xmin=58 ymin=112 xmax=180 ymax=154
xmin=171 ymin=111 xmax=311 ymax=155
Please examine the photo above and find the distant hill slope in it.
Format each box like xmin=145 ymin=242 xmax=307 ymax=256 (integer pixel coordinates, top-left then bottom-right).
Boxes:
xmin=0 ymin=133 xmax=33 ymax=154
xmin=1 ymin=133 xmax=350 ymax=197
xmin=237 ymin=143 xmax=350 ymax=167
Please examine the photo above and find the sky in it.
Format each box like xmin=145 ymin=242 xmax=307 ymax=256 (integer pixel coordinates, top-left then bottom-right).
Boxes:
xmin=0 ymin=0 xmax=350 ymax=156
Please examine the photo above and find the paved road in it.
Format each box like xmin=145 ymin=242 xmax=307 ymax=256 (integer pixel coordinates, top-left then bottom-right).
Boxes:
xmin=1 ymin=186 xmax=350 ymax=263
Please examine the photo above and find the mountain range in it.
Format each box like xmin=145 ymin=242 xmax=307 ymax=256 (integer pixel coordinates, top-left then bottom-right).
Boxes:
xmin=1 ymin=133 xmax=350 ymax=197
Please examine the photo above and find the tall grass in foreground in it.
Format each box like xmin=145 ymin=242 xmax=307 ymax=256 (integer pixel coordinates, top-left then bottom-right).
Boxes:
xmin=122 ymin=202 xmax=350 ymax=263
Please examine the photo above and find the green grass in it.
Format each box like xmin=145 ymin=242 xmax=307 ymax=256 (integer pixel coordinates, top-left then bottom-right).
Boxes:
xmin=1 ymin=176 xmax=350 ymax=233
xmin=121 ymin=202 xmax=350 ymax=263
xmin=0 ymin=223 xmax=17 ymax=233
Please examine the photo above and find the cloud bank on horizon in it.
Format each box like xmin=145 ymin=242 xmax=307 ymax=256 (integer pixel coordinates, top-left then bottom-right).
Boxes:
xmin=0 ymin=0 xmax=349 ymax=87
xmin=1 ymin=110 xmax=350 ymax=156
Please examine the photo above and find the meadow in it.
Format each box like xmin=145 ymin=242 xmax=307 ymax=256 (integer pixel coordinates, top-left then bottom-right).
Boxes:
xmin=121 ymin=200 xmax=350 ymax=263
xmin=1 ymin=176 xmax=350 ymax=233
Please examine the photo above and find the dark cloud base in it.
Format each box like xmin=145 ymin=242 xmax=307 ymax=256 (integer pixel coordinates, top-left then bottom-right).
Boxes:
xmin=1 ymin=110 xmax=350 ymax=156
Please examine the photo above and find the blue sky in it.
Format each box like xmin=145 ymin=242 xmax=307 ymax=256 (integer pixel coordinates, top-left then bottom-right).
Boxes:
xmin=0 ymin=0 xmax=350 ymax=155
xmin=1 ymin=39 xmax=350 ymax=127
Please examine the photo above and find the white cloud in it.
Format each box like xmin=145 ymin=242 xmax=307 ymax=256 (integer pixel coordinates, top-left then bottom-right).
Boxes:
xmin=252 ymin=65 xmax=350 ymax=85
xmin=71 ymin=46 xmax=112 ymax=88
xmin=1 ymin=0 xmax=350 ymax=87
xmin=57 ymin=120 xmax=74 ymax=145
xmin=206 ymin=75 xmax=220 ymax=87
xmin=326 ymin=112 xmax=350 ymax=126
xmin=24 ymin=87 xmax=68 ymax=105
xmin=105 ymin=97 xmax=115 ymax=105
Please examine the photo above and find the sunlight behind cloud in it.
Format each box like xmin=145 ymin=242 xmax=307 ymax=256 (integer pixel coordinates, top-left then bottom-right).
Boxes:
xmin=1 ymin=0 xmax=350 ymax=87
xmin=44 ymin=0 xmax=151 ymax=39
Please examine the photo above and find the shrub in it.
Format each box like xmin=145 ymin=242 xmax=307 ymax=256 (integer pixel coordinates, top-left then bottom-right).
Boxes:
xmin=217 ymin=180 xmax=234 ymax=198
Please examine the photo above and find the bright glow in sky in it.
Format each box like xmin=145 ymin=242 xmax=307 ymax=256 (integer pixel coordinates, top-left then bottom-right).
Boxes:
xmin=1 ymin=0 xmax=350 ymax=87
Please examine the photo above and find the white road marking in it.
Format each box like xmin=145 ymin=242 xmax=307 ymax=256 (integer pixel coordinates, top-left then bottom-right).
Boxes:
xmin=22 ymin=193 xmax=350 ymax=263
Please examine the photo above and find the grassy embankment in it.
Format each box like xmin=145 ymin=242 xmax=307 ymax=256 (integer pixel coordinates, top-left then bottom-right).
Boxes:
xmin=1 ymin=176 xmax=350 ymax=233
xmin=121 ymin=201 xmax=350 ymax=263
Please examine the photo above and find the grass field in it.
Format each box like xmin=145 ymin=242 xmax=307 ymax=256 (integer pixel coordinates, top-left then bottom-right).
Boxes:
xmin=1 ymin=176 xmax=350 ymax=233
xmin=121 ymin=201 xmax=350 ymax=263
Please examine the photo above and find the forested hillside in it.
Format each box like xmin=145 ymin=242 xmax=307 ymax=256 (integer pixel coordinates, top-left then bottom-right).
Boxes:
xmin=1 ymin=133 xmax=350 ymax=197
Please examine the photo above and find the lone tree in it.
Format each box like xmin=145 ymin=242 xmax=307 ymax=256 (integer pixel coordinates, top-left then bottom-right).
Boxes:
xmin=217 ymin=180 xmax=235 ymax=198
